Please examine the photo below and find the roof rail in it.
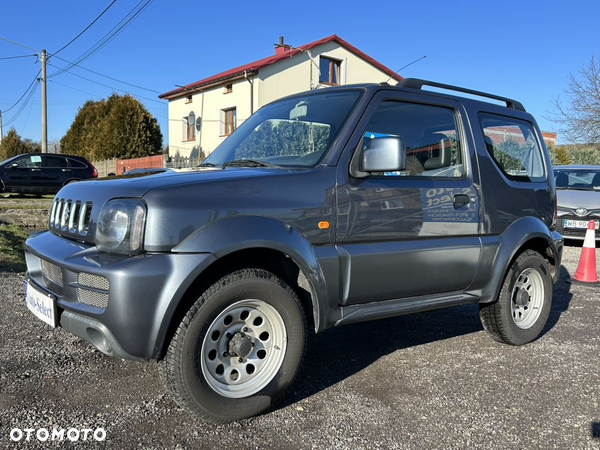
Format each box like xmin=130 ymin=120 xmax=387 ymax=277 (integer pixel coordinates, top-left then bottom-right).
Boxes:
xmin=397 ymin=78 xmax=526 ymax=112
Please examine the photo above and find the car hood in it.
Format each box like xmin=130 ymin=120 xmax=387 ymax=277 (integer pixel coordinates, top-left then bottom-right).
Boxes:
xmin=58 ymin=166 xmax=301 ymax=201
xmin=556 ymin=189 xmax=600 ymax=209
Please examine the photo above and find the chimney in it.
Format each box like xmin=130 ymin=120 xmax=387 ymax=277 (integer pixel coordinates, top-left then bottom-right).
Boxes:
xmin=275 ymin=36 xmax=289 ymax=55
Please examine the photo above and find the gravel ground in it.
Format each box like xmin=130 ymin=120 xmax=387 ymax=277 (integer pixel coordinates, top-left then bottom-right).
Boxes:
xmin=1 ymin=244 xmax=599 ymax=449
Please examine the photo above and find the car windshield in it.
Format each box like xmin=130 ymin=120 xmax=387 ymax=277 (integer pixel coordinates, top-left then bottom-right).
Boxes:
xmin=203 ymin=90 xmax=362 ymax=168
xmin=0 ymin=154 xmax=22 ymax=167
xmin=554 ymin=169 xmax=600 ymax=190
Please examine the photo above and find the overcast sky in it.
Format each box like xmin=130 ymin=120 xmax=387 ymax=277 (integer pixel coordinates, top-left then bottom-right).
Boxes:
xmin=1 ymin=0 xmax=598 ymax=146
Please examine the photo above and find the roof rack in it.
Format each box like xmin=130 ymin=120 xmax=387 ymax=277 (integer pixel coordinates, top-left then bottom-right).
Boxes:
xmin=397 ymin=78 xmax=526 ymax=112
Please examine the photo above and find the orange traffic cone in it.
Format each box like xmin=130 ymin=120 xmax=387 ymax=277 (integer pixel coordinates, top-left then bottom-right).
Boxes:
xmin=567 ymin=220 xmax=600 ymax=286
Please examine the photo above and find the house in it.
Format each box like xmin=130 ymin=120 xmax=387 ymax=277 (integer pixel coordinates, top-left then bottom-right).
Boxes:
xmin=159 ymin=35 xmax=403 ymax=158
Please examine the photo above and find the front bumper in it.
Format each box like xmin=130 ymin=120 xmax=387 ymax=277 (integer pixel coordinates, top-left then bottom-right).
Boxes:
xmin=25 ymin=231 xmax=215 ymax=360
xmin=556 ymin=216 xmax=600 ymax=240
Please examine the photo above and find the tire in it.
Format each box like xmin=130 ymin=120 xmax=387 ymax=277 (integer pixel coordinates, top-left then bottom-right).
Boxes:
xmin=479 ymin=250 xmax=552 ymax=345
xmin=158 ymin=268 xmax=306 ymax=423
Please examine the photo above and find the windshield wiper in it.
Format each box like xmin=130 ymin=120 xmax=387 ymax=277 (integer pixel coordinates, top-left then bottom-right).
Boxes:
xmin=222 ymin=159 xmax=280 ymax=168
xmin=198 ymin=161 xmax=219 ymax=167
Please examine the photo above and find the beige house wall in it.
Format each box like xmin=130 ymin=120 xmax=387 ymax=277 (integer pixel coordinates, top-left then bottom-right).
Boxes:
xmin=167 ymin=42 xmax=394 ymax=157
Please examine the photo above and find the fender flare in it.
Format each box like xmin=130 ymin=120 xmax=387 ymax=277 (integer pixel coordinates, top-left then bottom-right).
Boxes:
xmin=171 ymin=215 xmax=329 ymax=330
xmin=476 ymin=216 xmax=562 ymax=303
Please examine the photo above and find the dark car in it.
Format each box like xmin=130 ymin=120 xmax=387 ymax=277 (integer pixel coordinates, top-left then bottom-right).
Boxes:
xmin=0 ymin=153 xmax=97 ymax=195
xmin=554 ymin=164 xmax=600 ymax=240
xmin=24 ymin=79 xmax=562 ymax=423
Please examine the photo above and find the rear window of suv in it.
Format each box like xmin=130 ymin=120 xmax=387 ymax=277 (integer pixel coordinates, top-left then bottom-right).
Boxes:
xmin=479 ymin=113 xmax=546 ymax=182
xmin=68 ymin=159 xmax=87 ymax=168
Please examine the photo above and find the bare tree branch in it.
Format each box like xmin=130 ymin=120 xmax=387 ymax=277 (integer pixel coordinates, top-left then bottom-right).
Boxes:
xmin=548 ymin=55 xmax=600 ymax=144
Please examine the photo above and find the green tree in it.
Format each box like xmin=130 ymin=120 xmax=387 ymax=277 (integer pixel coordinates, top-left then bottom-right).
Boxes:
xmin=61 ymin=94 xmax=163 ymax=160
xmin=0 ymin=128 xmax=28 ymax=160
xmin=555 ymin=146 xmax=571 ymax=165
xmin=569 ymin=146 xmax=600 ymax=165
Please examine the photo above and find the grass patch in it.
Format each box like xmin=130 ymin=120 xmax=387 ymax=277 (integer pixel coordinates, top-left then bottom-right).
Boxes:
xmin=0 ymin=193 xmax=54 ymax=199
xmin=0 ymin=203 xmax=52 ymax=211
xmin=0 ymin=224 xmax=29 ymax=272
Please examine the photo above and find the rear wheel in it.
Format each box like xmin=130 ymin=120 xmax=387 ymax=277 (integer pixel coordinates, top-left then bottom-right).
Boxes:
xmin=479 ymin=250 xmax=552 ymax=345
xmin=158 ymin=268 xmax=306 ymax=423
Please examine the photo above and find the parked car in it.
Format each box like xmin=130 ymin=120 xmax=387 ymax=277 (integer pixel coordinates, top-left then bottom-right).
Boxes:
xmin=24 ymin=79 xmax=562 ymax=423
xmin=554 ymin=165 xmax=600 ymax=240
xmin=0 ymin=153 xmax=97 ymax=194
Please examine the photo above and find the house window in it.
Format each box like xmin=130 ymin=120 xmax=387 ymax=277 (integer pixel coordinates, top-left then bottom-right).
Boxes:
xmin=319 ymin=56 xmax=341 ymax=85
xmin=222 ymin=108 xmax=236 ymax=136
xmin=185 ymin=95 xmax=193 ymax=104
xmin=183 ymin=112 xmax=195 ymax=141
xmin=224 ymin=83 xmax=233 ymax=94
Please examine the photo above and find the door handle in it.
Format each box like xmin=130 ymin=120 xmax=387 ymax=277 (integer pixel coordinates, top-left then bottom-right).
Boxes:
xmin=61 ymin=169 xmax=72 ymax=172
xmin=453 ymin=194 xmax=471 ymax=209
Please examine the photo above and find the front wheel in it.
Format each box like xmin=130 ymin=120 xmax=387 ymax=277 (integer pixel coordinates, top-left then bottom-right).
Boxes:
xmin=479 ymin=250 xmax=553 ymax=345
xmin=158 ymin=268 xmax=306 ymax=423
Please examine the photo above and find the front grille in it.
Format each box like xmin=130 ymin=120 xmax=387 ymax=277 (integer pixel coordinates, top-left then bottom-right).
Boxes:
xmin=76 ymin=272 xmax=109 ymax=308
xmin=49 ymin=198 xmax=93 ymax=236
xmin=41 ymin=259 xmax=63 ymax=293
xmin=77 ymin=288 xmax=109 ymax=308
xmin=78 ymin=273 xmax=110 ymax=291
xmin=557 ymin=215 xmax=599 ymax=238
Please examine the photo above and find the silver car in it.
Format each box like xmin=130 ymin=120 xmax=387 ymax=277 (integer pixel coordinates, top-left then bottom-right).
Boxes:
xmin=554 ymin=165 xmax=600 ymax=240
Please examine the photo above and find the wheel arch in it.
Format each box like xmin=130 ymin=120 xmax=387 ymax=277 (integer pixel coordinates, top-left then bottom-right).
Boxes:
xmin=155 ymin=216 xmax=328 ymax=359
xmin=477 ymin=217 xmax=561 ymax=304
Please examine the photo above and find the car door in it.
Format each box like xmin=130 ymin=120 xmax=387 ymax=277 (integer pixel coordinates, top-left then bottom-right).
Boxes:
xmin=42 ymin=155 xmax=69 ymax=192
xmin=336 ymin=92 xmax=482 ymax=305
xmin=4 ymin=155 xmax=44 ymax=191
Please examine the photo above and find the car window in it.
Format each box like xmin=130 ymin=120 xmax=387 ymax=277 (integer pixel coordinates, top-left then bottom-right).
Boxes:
xmin=479 ymin=113 xmax=545 ymax=182
xmin=68 ymin=159 xmax=87 ymax=168
xmin=554 ymin=169 xmax=600 ymax=190
xmin=14 ymin=155 xmax=42 ymax=168
xmin=361 ymin=101 xmax=464 ymax=178
xmin=43 ymin=156 xmax=68 ymax=168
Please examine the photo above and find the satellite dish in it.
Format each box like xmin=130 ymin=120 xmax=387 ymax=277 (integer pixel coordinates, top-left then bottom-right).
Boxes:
xmin=195 ymin=117 xmax=202 ymax=131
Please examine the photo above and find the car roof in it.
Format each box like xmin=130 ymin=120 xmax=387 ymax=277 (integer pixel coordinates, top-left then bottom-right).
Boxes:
xmin=553 ymin=165 xmax=600 ymax=171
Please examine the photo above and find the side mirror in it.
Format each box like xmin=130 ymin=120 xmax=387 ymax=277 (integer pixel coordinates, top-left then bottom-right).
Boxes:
xmin=362 ymin=137 xmax=406 ymax=172
xmin=9 ymin=163 xmax=18 ymax=169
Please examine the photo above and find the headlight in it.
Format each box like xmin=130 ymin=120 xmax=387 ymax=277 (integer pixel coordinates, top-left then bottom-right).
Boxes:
xmin=96 ymin=199 xmax=146 ymax=255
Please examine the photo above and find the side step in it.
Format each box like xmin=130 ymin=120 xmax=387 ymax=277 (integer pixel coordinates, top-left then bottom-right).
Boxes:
xmin=335 ymin=292 xmax=480 ymax=327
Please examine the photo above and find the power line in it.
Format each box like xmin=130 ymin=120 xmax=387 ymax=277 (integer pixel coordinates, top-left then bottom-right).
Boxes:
xmin=3 ymin=80 xmax=39 ymax=127
xmin=50 ymin=0 xmax=154 ymax=78
xmin=0 ymin=53 xmax=37 ymax=60
xmin=48 ymin=62 xmax=166 ymax=105
xmin=3 ymin=71 xmax=41 ymax=113
xmin=19 ymin=83 xmax=39 ymax=134
xmin=50 ymin=54 xmax=161 ymax=94
xmin=52 ymin=0 xmax=117 ymax=56
xmin=49 ymin=79 xmax=102 ymax=99
xmin=0 ymin=36 xmax=37 ymax=53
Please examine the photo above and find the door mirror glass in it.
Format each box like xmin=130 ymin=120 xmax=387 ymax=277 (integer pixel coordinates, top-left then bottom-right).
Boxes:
xmin=362 ymin=136 xmax=406 ymax=172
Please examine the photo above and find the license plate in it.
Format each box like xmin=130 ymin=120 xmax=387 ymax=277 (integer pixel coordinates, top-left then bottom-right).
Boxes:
xmin=564 ymin=219 xmax=599 ymax=229
xmin=25 ymin=280 xmax=57 ymax=328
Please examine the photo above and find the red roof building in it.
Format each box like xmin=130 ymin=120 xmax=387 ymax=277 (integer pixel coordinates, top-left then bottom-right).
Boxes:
xmin=161 ymin=35 xmax=402 ymax=158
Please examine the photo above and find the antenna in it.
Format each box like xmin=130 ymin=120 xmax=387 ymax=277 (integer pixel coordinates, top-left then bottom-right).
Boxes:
xmin=385 ymin=55 xmax=427 ymax=84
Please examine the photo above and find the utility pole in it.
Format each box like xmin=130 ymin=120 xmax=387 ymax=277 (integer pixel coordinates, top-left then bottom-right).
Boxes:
xmin=41 ymin=49 xmax=48 ymax=153
xmin=0 ymin=110 xmax=3 ymax=143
